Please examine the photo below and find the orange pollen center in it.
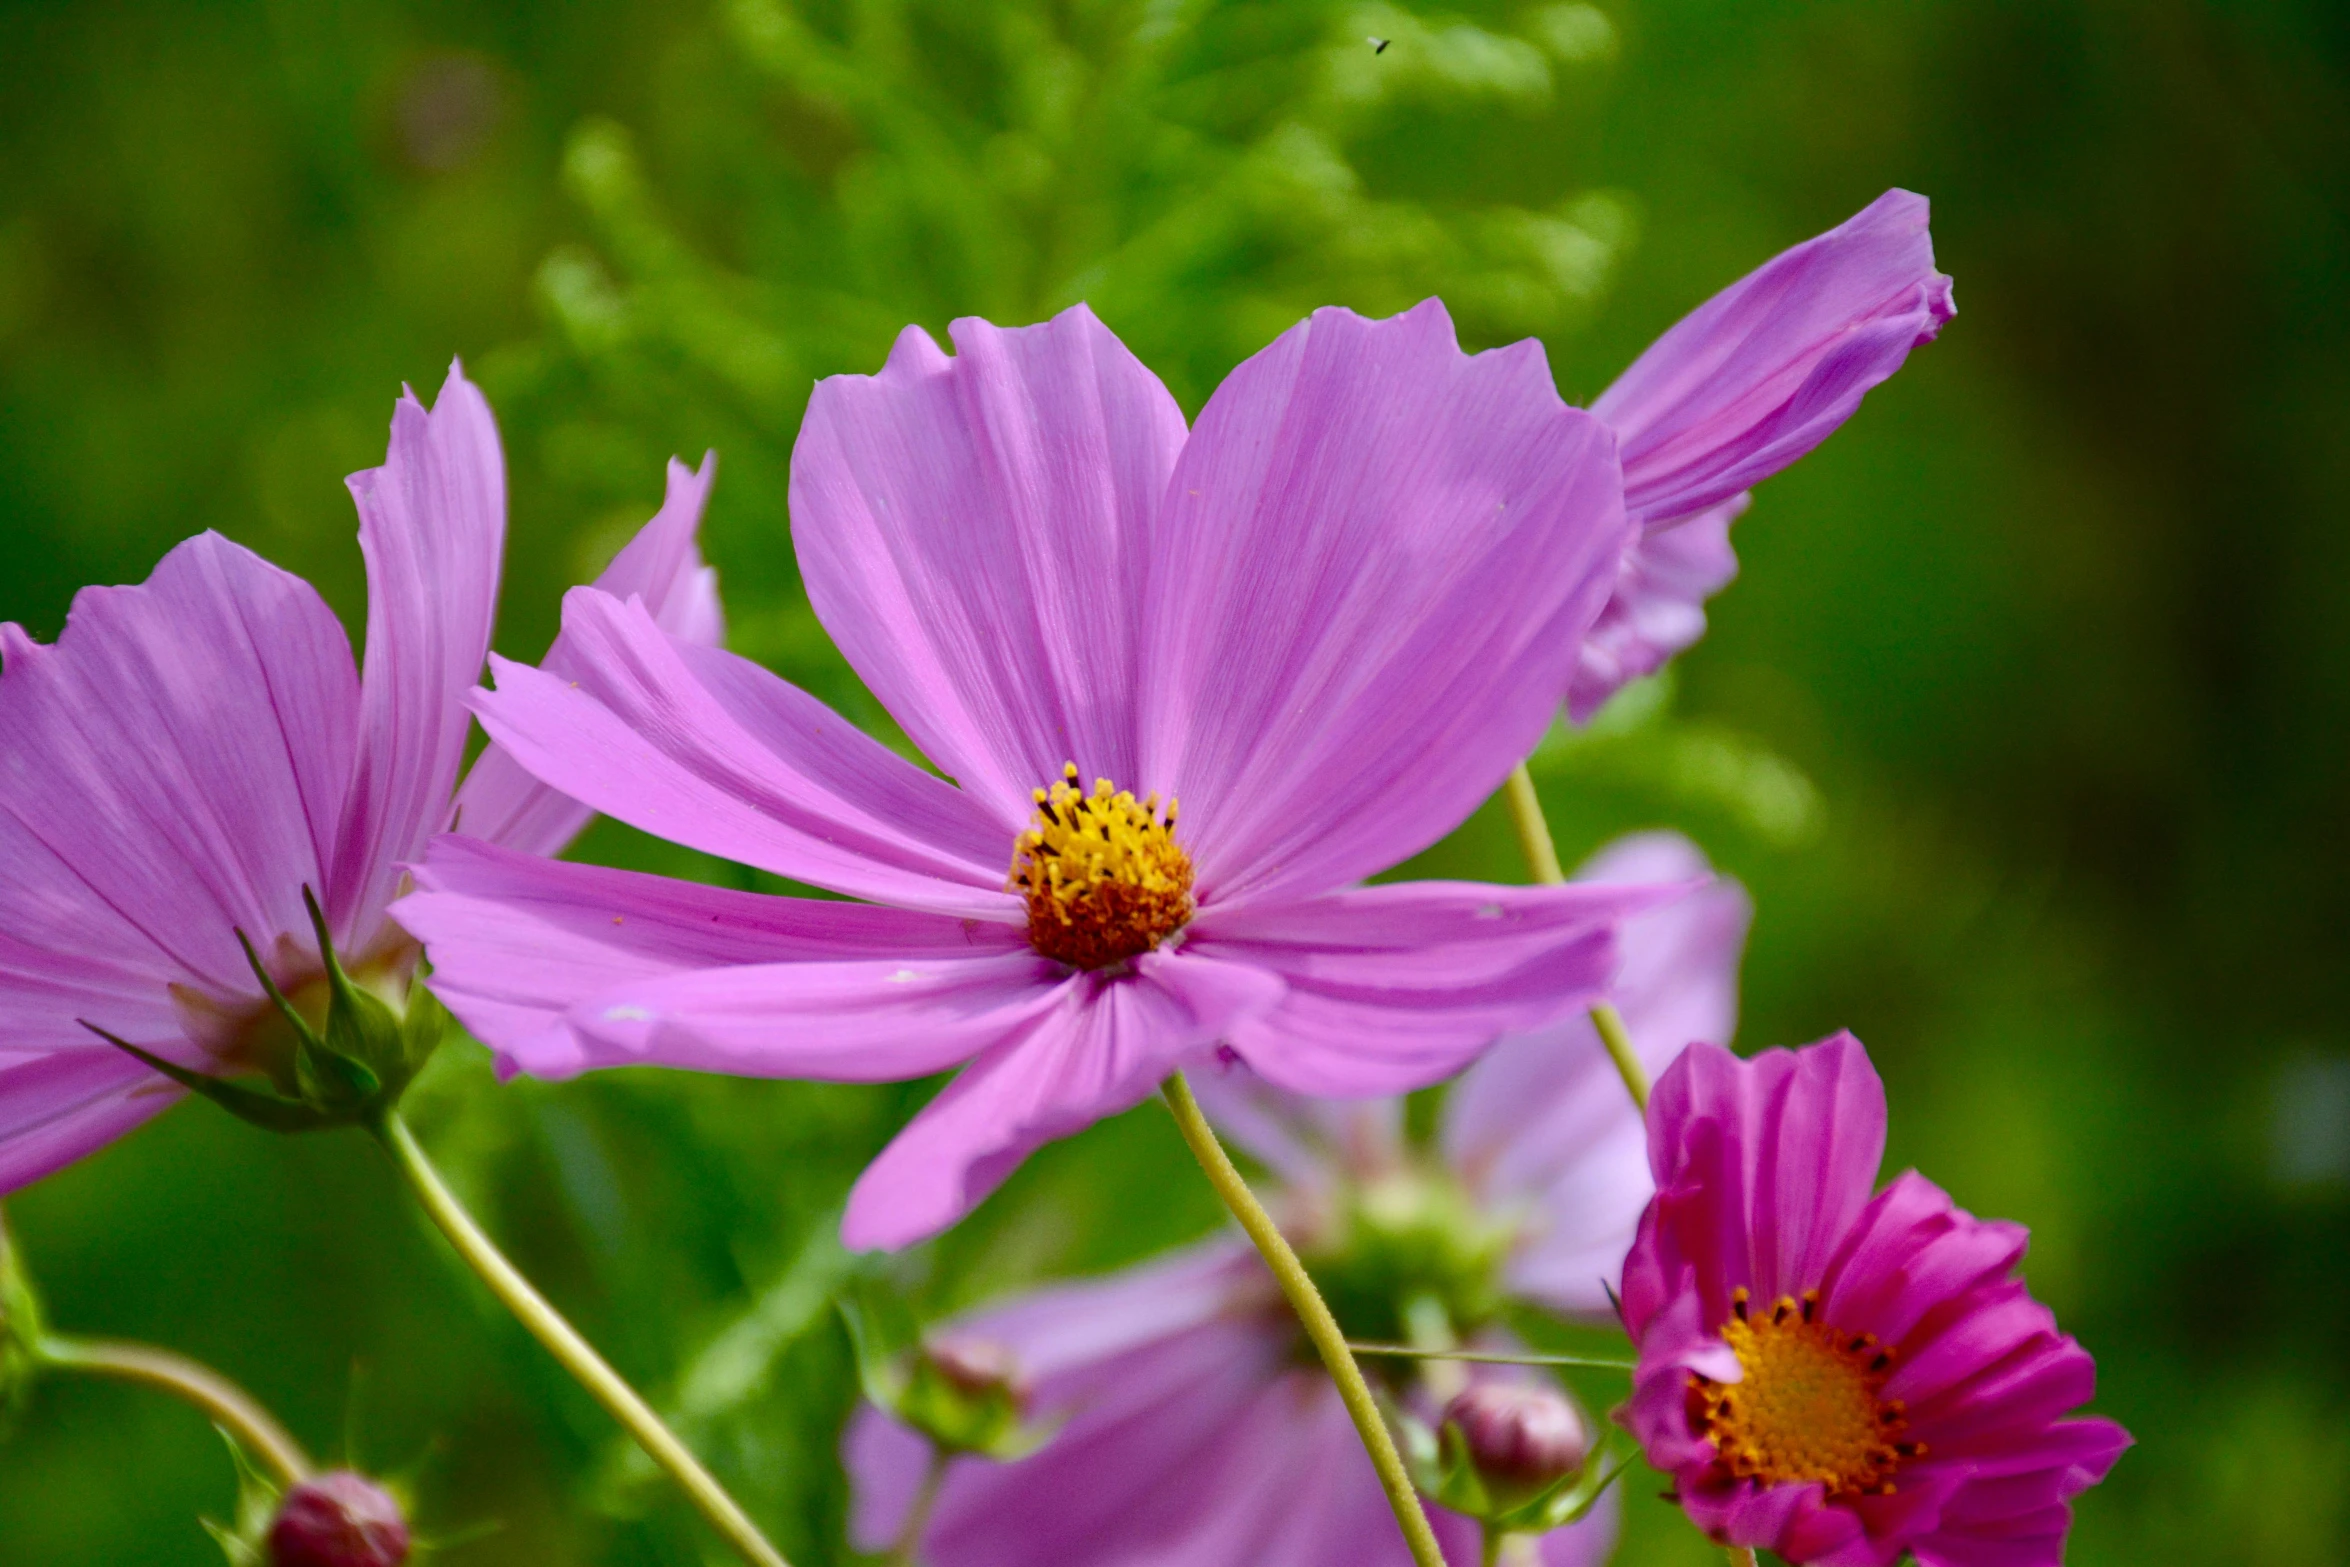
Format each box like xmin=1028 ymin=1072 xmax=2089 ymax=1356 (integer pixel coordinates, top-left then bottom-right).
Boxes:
xmin=1688 ymin=1288 xmax=1923 ymax=1498
xmin=1010 ymin=764 xmax=1194 ymax=970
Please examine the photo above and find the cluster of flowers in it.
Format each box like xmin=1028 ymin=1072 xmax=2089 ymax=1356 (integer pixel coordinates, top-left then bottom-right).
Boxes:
xmin=0 ymin=190 xmax=2126 ymax=1566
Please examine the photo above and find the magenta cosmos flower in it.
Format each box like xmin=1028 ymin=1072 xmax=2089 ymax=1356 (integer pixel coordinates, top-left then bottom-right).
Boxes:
xmin=1571 ymin=188 xmax=1955 ymax=719
xmin=394 ymin=299 xmax=1665 ymax=1251
xmin=0 ymin=366 xmax=720 ymax=1190
xmin=1621 ymin=1035 xmax=2129 ymax=1566
xmin=840 ymin=833 xmax=1749 ymax=1566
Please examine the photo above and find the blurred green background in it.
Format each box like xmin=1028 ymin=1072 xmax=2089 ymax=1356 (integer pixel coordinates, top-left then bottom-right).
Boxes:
xmin=3 ymin=0 xmax=2345 ymax=1561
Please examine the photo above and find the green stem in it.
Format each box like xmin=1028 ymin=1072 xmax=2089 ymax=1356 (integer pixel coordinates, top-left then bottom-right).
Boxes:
xmin=1481 ymin=1523 xmax=1505 ymax=1567
xmin=372 ymin=1112 xmax=788 ymax=1567
xmin=888 ymin=1446 xmax=948 ymax=1566
xmin=39 ymin=1333 xmax=312 ymax=1487
xmin=1161 ymin=1072 xmax=1447 ymax=1567
xmin=1498 ymin=761 xmax=1652 ymax=1114
xmin=1345 ymin=1341 xmax=1635 ymax=1370
xmin=1726 ymin=1550 xmax=1759 ymax=1567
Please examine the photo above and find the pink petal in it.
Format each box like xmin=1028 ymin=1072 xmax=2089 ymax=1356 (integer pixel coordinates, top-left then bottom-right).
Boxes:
xmin=1592 ymin=189 xmax=1955 ymax=526
xmin=1186 ymin=1059 xmax=1407 ymax=1190
xmin=1566 ymin=494 xmax=1748 ymax=721
xmin=841 ymin=950 xmax=1285 ymax=1249
xmin=1138 ymin=300 xmax=1629 ymax=906
xmin=791 ymin=306 xmax=1188 ymax=826
xmin=393 ymin=834 xmax=1039 ymax=1080
xmin=1446 ymin=836 xmax=1751 ymax=1318
xmin=328 ymin=364 xmax=505 ymax=954
xmin=0 ymin=534 xmax=355 ymax=1006
xmin=0 ymin=1052 xmax=178 ymax=1193
xmin=469 ymin=589 xmax=1019 ymax=918
xmin=455 ymin=454 xmax=724 ymax=857
xmin=1190 ymin=878 xmax=1663 ymax=1097
xmin=949 ymin=1236 xmax=1265 ymax=1382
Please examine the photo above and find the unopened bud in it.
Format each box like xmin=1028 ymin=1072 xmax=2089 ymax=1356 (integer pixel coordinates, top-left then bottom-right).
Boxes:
xmin=925 ymin=1336 xmax=1022 ymax=1400
xmin=268 ymin=1472 xmax=410 ymax=1567
xmin=1443 ymin=1384 xmax=1589 ymax=1503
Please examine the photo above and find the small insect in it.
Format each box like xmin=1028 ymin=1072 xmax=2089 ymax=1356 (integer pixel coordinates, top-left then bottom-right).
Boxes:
xmin=1368 ymin=36 xmax=1390 ymax=53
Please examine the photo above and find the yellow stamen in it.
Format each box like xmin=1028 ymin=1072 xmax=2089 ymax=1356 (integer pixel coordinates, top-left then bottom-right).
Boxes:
xmin=1010 ymin=763 xmax=1193 ymax=969
xmin=1688 ymin=1288 xmax=1920 ymax=1498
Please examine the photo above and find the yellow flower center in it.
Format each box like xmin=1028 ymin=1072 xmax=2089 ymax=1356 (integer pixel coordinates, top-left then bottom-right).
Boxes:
xmin=1009 ymin=764 xmax=1194 ymax=970
xmin=1689 ymin=1288 xmax=1922 ymax=1498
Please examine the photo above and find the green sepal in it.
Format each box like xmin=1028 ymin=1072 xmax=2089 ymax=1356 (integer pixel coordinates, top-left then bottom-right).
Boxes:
xmin=1403 ymin=1408 xmax=1632 ymax=1534
xmin=199 ymin=1426 xmax=283 ymax=1567
xmin=0 ymin=1207 xmax=43 ymax=1428
xmin=839 ymin=1294 xmax=1057 ymax=1461
xmin=300 ymin=888 xmax=412 ymax=1104
xmin=81 ymin=1024 xmax=332 ymax=1134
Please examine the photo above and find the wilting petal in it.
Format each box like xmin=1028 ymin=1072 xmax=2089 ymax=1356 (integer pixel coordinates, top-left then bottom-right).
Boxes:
xmin=1445 ymin=834 xmax=1750 ymax=1314
xmin=1566 ymin=494 xmax=1747 ymax=721
xmin=842 ymin=950 xmax=1286 ymax=1249
xmin=1190 ymin=878 xmax=1669 ymax=1097
xmin=455 ymin=454 xmax=723 ymax=857
xmin=1138 ymin=300 xmax=1628 ymax=906
xmin=470 ymin=590 xmax=1018 ymax=918
xmin=0 ymin=1052 xmax=178 ymax=1193
xmin=0 ymin=534 xmax=354 ymax=1005
xmin=393 ymin=834 xmax=1038 ymax=1079
xmin=1593 ymin=189 xmax=1954 ymax=527
xmin=328 ymin=364 xmax=504 ymax=954
xmin=792 ymin=306 xmax=1188 ymax=825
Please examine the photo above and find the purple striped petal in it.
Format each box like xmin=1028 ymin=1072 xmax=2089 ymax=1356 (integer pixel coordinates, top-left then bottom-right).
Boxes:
xmin=0 ymin=1052 xmax=179 ymax=1192
xmin=328 ymin=364 xmax=504 ymax=955
xmin=841 ymin=950 xmax=1286 ymax=1249
xmin=468 ymin=589 xmax=1018 ymax=918
xmin=1592 ymin=189 xmax=1954 ymax=527
xmin=791 ymin=305 xmax=1188 ymax=825
xmin=455 ymin=453 xmax=723 ymax=857
xmin=1138 ymin=300 xmax=1628 ymax=907
xmin=1566 ymin=494 xmax=1748 ymax=721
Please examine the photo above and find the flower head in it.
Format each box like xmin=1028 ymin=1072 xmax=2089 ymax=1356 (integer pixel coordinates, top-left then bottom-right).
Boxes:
xmin=0 ymin=366 xmax=719 ymax=1189
xmin=398 ymin=300 xmax=1674 ymax=1249
xmin=840 ymin=834 xmax=1746 ymax=1564
xmin=267 ymin=1472 xmax=411 ymax=1567
xmin=1621 ymin=1035 xmax=2130 ymax=1566
xmin=1571 ymin=189 xmax=1956 ymax=719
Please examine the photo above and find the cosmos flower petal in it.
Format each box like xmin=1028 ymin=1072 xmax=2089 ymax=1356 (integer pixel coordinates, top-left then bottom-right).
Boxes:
xmin=469 ymin=588 xmax=1020 ymax=918
xmin=455 ymin=454 xmax=724 ymax=857
xmin=841 ymin=950 xmax=1286 ymax=1250
xmin=1592 ymin=190 xmax=1954 ymax=527
xmin=792 ymin=305 xmax=1188 ymax=825
xmin=327 ymin=363 xmax=504 ymax=953
xmin=1566 ymin=493 xmax=1748 ymax=721
xmin=0 ymin=1052 xmax=178 ymax=1193
xmin=1191 ymin=878 xmax=1663 ymax=1097
xmin=945 ymin=1236 xmax=1265 ymax=1382
xmin=1138 ymin=299 xmax=1629 ymax=905
xmin=393 ymin=834 xmax=1039 ymax=1081
xmin=0 ymin=534 xmax=355 ymax=1006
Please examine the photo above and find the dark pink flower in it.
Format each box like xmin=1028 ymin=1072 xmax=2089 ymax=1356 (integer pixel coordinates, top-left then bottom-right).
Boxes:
xmin=268 ymin=1471 xmax=411 ymax=1567
xmin=1621 ymin=1035 xmax=2129 ymax=1567
xmin=1571 ymin=189 xmax=1956 ymax=719
xmin=395 ymin=301 xmax=1669 ymax=1250
xmin=0 ymin=366 xmax=719 ymax=1190
xmin=839 ymin=834 xmax=1747 ymax=1565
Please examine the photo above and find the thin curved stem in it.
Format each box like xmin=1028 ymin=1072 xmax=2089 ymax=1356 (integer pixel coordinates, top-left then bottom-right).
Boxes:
xmin=372 ymin=1112 xmax=788 ymax=1567
xmin=39 ymin=1333 xmax=312 ymax=1487
xmin=1161 ymin=1073 xmax=1446 ymax=1567
xmin=1499 ymin=761 xmax=1652 ymax=1114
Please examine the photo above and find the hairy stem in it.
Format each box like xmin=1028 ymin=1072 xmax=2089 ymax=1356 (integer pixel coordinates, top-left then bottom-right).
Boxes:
xmin=373 ymin=1112 xmax=788 ymax=1567
xmin=1499 ymin=760 xmax=1652 ymax=1113
xmin=39 ymin=1334 xmax=312 ymax=1487
xmin=1161 ymin=1072 xmax=1447 ymax=1567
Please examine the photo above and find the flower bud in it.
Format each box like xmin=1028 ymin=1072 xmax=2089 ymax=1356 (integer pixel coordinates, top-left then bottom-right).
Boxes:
xmin=0 ymin=1211 xmax=42 ymax=1422
xmin=267 ymin=1472 xmax=411 ymax=1567
xmin=1440 ymin=1383 xmax=1590 ymax=1513
xmin=925 ymin=1335 xmax=1022 ymax=1400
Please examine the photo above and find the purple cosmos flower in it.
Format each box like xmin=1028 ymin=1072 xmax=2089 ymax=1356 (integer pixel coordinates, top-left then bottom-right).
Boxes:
xmin=838 ymin=833 xmax=1748 ymax=1566
xmin=0 ymin=365 xmax=719 ymax=1191
xmin=396 ymin=300 xmax=1668 ymax=1250
xmin=1570 ymin=189 xmax=1956 ymax=719
xmin=1621 ymin=1035 xmax=2130 ymax=1567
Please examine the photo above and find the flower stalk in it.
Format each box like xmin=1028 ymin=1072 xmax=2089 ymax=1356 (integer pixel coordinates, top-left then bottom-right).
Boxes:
xmin=1160 ymin=1072 xmax=1448 ymax=1567
xmin=36 ymin=1333 xmax=313 ymax=1487
xmin=1500 ymin=761 xmax=1652 ymax=1113
xmin=371 ymin=1110 xmax=789 ymax=1567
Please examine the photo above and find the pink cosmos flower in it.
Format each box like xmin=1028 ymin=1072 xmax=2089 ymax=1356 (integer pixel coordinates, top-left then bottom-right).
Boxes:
xmin=0 ymin=365 xmax=720 ymax=1191
xmin=1571 ymin=189 xmax=1956 ymax=719
xmin=396 ymin=299 xmax=1669 ymax=1251
xmin=839 ymin=833 xmax=1748 ymax=1566
xmin=1621 ymin=1035 xmax=2130 ymax=1567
